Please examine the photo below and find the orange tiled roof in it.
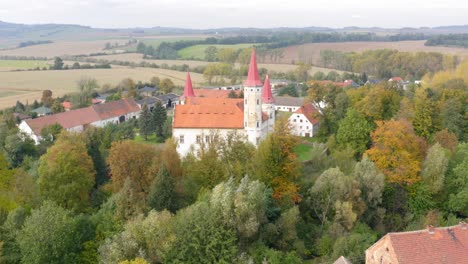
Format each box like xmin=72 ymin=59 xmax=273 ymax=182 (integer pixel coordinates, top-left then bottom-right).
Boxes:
xmin=173 ymin=98 xmax=244 ymax=129
xmin=370 ymin=224 xmax=468 ymax=264
xmin=194 ymin=89 xmax=240 ymax=98
xmin=25 ymin=99 xmax=139 ymax=135
xmin=295 ymin=104 xmax=320 ymax=125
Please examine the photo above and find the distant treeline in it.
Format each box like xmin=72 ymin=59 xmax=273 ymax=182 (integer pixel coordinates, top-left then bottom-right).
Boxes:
xmin=17 ymin=40 xmax=52 ymax=48
xmin=134 ymin=33 xmax=429 ymax=59
xmin=258 ymin=32 xmax=427 ymax=49
xmin=425 ymin=34 xmax=468 ymax=48
xmin=0 ymin=55 xmax=48 ymax=60
xmin=317 ymin=49 xmax=459 ymax=79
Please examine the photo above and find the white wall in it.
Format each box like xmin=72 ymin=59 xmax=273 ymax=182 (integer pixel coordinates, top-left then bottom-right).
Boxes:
xmin=173 ymin=128 xmax=245 ymax=156
xmin=275 ymin=105 xmax=300 ymax=112
xmin=18 ymin=121 xmax=41 ymax=144
xmin=288 ymin=113 xmax=315 ymax=137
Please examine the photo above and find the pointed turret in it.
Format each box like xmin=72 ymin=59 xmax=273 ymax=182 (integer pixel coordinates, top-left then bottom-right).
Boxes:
xmin=183 ymin=71 xmax=195 ymax=98
xmin=262 ymin=75 xmax=274 ymax=104
xmin=244 ymin=49 xmax=263 ymax=87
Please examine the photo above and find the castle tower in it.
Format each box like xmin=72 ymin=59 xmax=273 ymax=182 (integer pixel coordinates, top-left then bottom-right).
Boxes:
xmin=180 ymin=71 xmax=195 ymax=105
xmin=262 ymin=74 xmax=275 ymax=133
xmin=243 ymin=49 xmax=263 ymax=145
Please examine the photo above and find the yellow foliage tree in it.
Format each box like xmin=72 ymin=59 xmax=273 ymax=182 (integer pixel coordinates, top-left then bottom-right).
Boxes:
xmin=365 ymin=119 xmax=426 ymax=185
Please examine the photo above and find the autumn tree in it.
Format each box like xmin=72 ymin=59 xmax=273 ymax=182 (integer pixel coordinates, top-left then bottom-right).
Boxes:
xmin=41 ymin=90 xmax=53 ymax=107
xmin=75 ymin=77 xmax=99 ymax=107
xmin=254 ymin=118 xmax=302 ymax=203
xmin=108 ymin=141 xmax=158 ymax=196
xmin=120 ymin=78 xmax=136 ymax=98
xmin=150 ymin=76 xmax=160 ymax=87
xmin=434 ymin=129 xmax=458 ymax=152
xmin=366 ymin=119 xmax=426 ymax=185
xmin=413 ymin=88 xmax=437 ymax=139
xmin=159 ymin=78 xmax=175 ymax=94
xmin=50 ymin=99 xmax=65 ymax=113
xmin=38 ymin=132 xmax=95 ymax=212
xmin=217 ymin=48 xmax=237 ymax=64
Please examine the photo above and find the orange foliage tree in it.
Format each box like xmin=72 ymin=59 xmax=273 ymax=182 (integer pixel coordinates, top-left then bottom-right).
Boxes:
xmin=365 ymin=119 xmax=426 ymax=185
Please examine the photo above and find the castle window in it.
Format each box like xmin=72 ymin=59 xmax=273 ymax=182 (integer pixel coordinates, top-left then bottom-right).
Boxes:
xmin=270 ymin=113 xmax=273 ymax=118
xmin=256 ymin=121 xmax=259 ymax=128
xmin=196 ymin=135 xmax=201 ymax=144
xmin=306 ymin=126 xmax=309 ymax=129
xmin=300 ymin=119 xmax=303 ymax=123
xmin=293 ymin=119 xmax=296 ymax=122
xmin=179 ymin=135 xmax=184 ymax=144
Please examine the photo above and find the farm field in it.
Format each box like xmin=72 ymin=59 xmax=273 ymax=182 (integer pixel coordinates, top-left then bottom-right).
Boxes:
xmin=0 ymin=60 xmax=50 ymax=71
xmin=178 ymin=44 xmax=254 ymax=59
xmin=277 ymin=40 xmax=468 ymax=64
xmin=0 ymin=39 xmax=129 ymax=58
xmin=89 ymin=53 xmax=345 ymax=74
xmin=0 ymin=67 xmax=204 ymax=109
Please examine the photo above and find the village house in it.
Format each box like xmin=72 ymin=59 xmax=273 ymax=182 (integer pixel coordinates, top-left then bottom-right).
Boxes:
xmin=288 ymin=104 xmax=320 ymax=137
xmin=19 ymin=98 xmax=140 ymax=144
xmin=172 ymin=50 xmax=275 ymax=156
xmin=365 ymin=223 xmax=468 ymax=264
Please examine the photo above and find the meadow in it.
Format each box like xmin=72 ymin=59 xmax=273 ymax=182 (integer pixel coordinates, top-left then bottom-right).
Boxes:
xmin=0 ymin=67 xmax=204 ymax=109
xmin=178 ymin=44 xmax=254 ymax=59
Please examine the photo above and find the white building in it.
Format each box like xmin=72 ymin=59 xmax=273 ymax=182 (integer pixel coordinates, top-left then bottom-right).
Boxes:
xmin=19 ymin=99 xmax=141 ymax=144
xmin=274 ymin=96 xmax=305 ymax=112
xmin=172 ymin=50 xmax=275 ymax=156
xmin=288 ymin=104 xmax=320 ymax=137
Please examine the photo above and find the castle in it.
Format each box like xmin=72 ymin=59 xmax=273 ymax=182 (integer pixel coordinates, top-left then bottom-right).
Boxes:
xmin=172 ymin=49 xmax=275 ymax=156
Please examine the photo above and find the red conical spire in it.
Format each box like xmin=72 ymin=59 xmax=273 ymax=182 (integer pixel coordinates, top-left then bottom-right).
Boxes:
xmin=244 ymin=48 xmax=263 ymax=86
xmin=262 ymin=75 xmax=274 ymax=104
xmin=183 ymin=71 xmax=195 ymax=98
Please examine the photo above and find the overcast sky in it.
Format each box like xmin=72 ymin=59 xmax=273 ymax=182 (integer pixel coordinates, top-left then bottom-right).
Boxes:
xmin=1 ymin=0 xmax=467 ymax=29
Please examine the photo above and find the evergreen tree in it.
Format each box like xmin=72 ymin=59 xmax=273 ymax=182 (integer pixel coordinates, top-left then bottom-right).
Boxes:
xmin=139 ymin=104 xmax=152 ymax=141
xmin=152 ymin=101 xmax=167 ymax=138
xmin=148 ymin=165 xmax=175 ymax=212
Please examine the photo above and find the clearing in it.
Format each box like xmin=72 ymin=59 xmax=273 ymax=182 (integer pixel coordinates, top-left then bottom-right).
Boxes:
xmin=0 ymin=67 xmax=204 ymax=109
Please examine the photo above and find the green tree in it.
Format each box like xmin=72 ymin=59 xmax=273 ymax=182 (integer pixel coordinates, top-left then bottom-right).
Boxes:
xmin=52 ymin=57 xmax=64 ymax=70
xmin=336 ymin=108 xmax=373 ymax=156
xmin=295 ymin=63 xmax=311 ymax=82
xmin=204 ymin=46 xmax=218 ymax=62
xmin=38 ymin=132 xmax=95 ymax=212
xmin=120 ymin=78 xmax=136 ymax=98
xmin=17 ymin=201 xmax=80 ymax=264
xmin=446 ymin=143 xmax=468 ymax=216
xmin=148 ymin=165 xmax=175 ymax=212
xmin=413 ymin=89 xmax=436 ymax=139
xmin=152 ymin=101 xmax=167 ymax=138
xmin=421 ymin=143 xmax=449 ymax=194
xmin=217 ymin=48 xmax=237 ymax=64
xmin=166 ymin=203 xmax=238 ymax=263
xmin=50 ymin=100 xmax=65 ymax=113
xmin=138 ymin=104 xmax=152 ymax=141
xmin=0 ymin=153 xmax=15 ymax=211
xmin=75 ymin=77 xmax=99 ymax=107
xmin=150 ymin=76 xmax=160 ymax=88
xmin=0 ymin=207 xmax=27 ymax=263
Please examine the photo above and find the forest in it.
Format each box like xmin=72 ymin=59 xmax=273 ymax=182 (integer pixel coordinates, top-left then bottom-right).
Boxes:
xmin=0 ymin=59 xmax=467 ymax=263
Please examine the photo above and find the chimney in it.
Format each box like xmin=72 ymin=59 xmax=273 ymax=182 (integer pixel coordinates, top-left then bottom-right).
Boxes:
xmin=428 ymin=225 xmax=435 ymax=234
xmin=460 ymin=221 xmax=467 ymax=230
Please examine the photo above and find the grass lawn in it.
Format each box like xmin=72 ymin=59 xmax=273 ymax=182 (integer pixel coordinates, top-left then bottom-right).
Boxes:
xmin=294 ymin=137 xmax=322 ymax=162
xmin=134 ymin=133 xmax=164 ymax=145
xmin=178 ymin=44 xmax=255 ymax=60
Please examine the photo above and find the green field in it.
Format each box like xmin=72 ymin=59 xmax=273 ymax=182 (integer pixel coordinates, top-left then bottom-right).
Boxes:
xmin=0 ymin=60 xmax=49 ymax=71
xmin=124 ymin=36 xmax=207 ymax=52
xmin=178 ymin=44 xmax=255 ymax=60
